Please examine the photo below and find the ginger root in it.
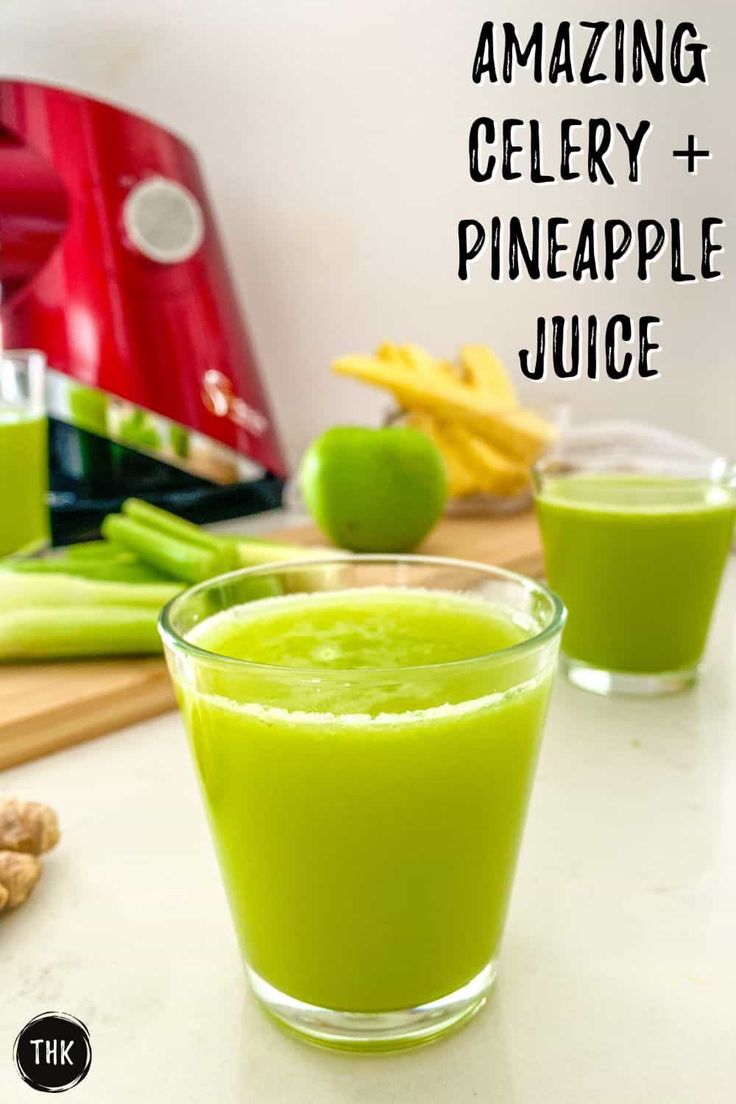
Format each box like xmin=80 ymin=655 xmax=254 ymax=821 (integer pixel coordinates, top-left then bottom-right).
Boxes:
xmin=0 ymin=851 xmax=42 ymax=911
xmin=0 ymin=798 xmax=60 ymax=855
xmin=0 ymin=799 xmax=60 ymax=916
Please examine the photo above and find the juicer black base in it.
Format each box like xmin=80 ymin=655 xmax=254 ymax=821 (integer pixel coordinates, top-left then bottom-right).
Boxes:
xmin=48 ymin=419 xmax=285 ymax=546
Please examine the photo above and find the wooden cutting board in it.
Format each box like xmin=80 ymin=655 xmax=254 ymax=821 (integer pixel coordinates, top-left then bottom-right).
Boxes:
xmin=0 ymin=511 xmax=542 ymax=770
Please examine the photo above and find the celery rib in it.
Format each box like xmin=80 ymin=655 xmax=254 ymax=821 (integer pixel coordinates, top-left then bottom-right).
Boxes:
xmin=0 ymin=607 xmax=162 ymax=661
xmin=102 ymin=515 xmax=224 ymax=584
xmin=0 ymin=572 xmax=181 ymax=614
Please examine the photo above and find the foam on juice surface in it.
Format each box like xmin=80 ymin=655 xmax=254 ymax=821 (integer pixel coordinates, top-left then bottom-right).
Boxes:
xmin=185 ymin=587 xmax=551 ymax=725
xmin=189 ymin=586 xmax=528 ymax=669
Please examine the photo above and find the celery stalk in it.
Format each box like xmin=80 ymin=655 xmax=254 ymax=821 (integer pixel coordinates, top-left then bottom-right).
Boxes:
xmin=0 ymin=573 xmax=181 ymax=614
xmin=122 ymin=499 xmax=224 ymax=554
xmin=102 ymin=515 xmax=225 ymax=584
xmin=0 ymin=607 xmax=162 ymax=661
xmin=228 ymin=537 xmax=324 ymax=568
xmin=122 ymin=499 xmax=320 ymax=575
xmin=112 ymin=498 xmax=332 ymax=587
xmin=64 ymin=541 xmax=137 ymax=561
xmin=4 ymin=558 xmax=171 ymax=584
xmin=228 ymin=536 xmax=341 ymax=593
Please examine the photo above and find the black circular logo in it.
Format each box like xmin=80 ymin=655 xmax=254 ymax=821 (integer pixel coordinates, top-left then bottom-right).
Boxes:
xmin=14 ymin=1013 xmax=91 ymax=1093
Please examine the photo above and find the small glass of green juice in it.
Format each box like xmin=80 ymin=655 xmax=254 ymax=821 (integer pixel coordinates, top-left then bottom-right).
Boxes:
xmin=534 ymin=449 xmax=736 ymax=697
xmin=0 ymin=351 xmax=49 ymax=559
xmin=160 ymin=556 xmax=564 ymax=1050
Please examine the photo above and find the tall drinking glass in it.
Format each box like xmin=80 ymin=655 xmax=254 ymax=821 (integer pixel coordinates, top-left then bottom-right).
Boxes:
xmin=534 ymin=449 xmax=735 ymax=696
xmin=160 ymin=556 xmax=564 ymax=1050
xmin=0 ymin=350 xmax=49 ymax=558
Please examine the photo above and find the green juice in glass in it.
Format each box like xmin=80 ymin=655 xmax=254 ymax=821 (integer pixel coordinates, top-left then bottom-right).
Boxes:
xmin=0 ymin=410 xmax=49 ymax=557
xmin=536 ymin=474 xmax=735 ymax=682
xmin=174 ymin=582 xmax=559 ymax=1034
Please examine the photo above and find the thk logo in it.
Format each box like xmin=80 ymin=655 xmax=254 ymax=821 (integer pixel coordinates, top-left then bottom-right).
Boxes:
xmin=14 ymin=1013 xmax=91 ymax=1093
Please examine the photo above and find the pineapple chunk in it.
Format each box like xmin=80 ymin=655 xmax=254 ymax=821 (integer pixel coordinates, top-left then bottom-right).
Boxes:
xmin=440 ymin=423 xmax=529 ymax=496
xmin=475 ymin=408 xmax=556 ymax=465
xmin=332 ymin=354 xmax=554 ymax=464
xmin=406 ymin=413 xmax=479 ymax=498
xmin=377 ymin=343 xmax=458 ymax=381
xmin=458 ymin=345 xmax=518 ymax=408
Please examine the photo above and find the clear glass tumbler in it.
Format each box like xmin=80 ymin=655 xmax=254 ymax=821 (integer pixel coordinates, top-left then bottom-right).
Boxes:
xmin=534 ymin=447 xmax=736 ymax=696
xmin=0 ymin=350 xmax=49 ymax=558
xmin=160 ymin=555 xmax=564 ymax=1050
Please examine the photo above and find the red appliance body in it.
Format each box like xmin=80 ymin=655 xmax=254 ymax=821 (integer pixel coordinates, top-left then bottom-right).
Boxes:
xmin=0 ymin=79 xmax=286 ymax=478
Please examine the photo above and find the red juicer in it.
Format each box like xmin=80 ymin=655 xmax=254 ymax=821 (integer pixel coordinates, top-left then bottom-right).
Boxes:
xmin=0 ymin=79 xmax=286 ymax=538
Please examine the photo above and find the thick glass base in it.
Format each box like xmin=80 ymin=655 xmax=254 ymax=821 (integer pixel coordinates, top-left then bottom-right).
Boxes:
xmin=564 ymin=656 xmax=700 ymax=697
xmin=248 ymin=961 xmax=497 ymax=1052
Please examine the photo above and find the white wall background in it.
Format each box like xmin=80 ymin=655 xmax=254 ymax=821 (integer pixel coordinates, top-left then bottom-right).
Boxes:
xmin=3 ymin=0 xmax=735 ymax=465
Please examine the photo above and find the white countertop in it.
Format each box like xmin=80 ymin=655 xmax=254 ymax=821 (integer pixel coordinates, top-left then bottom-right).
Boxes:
xmin=1 ymin=517 xmax=734 ymax=1103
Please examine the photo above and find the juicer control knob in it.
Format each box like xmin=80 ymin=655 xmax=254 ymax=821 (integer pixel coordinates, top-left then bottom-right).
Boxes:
xmin=122 ymin=177 xmax=205 ymax=264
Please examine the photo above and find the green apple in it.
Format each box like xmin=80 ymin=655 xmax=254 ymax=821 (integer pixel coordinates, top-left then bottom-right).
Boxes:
xmin=299 ymin=426 xmax=447 ymax=552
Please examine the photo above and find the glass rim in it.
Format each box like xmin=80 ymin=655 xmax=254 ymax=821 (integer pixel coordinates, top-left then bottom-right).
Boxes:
xmin=532 ymin=451 xmax=735 ymax=489
xmin=158 ymin=553 xmax=566 ymax=677
xmin=0 ymin=349 xmax=47 ymax=416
